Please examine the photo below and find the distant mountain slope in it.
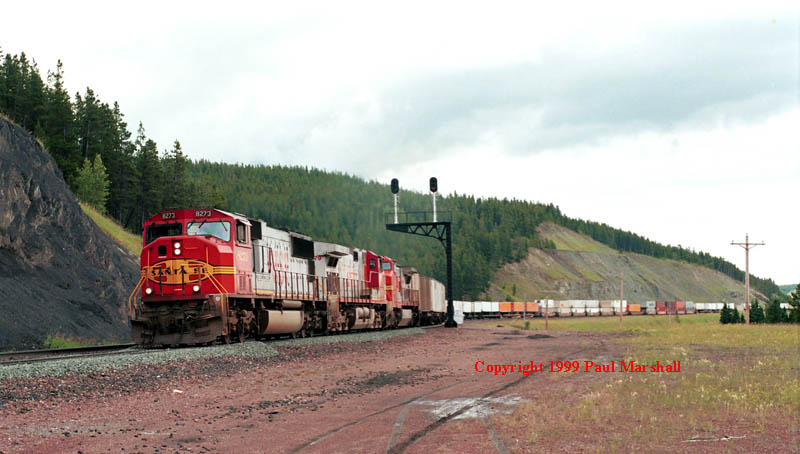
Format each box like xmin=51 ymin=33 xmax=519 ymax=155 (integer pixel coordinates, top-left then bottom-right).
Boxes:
xmin=487 ymin=222 xmax=760 ymax=303
xmin=0 ymin=118 xmax=138 ymax=349
xmin=779 ymin=284 xmax=797 ymax=295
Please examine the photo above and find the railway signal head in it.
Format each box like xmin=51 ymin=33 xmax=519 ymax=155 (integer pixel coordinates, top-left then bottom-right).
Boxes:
xmin=391 ymin=178 xmax=399 ymax=194
xmin=429 ymin=177 xmax=438 ymax=193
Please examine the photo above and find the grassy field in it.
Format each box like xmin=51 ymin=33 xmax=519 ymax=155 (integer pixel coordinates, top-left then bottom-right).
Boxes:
xmin=80 ymin=202 xmax=142 ymax=255
xmin=496 ymin=315 xmax=800 ymax=451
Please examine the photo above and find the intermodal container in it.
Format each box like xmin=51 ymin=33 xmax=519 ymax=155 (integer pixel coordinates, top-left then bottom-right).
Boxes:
xmin=525 ymin=302 xmax=538 ymax=313
xmin=511 ymin=302 xmax=525 ymax=313
xmin=499 ymin=302 xmax=513 ymax=313
xmin=676 ymin=301 xmax=686 ymax=314
xmin=685 ymin=301 xmax=695 ymax=314
xmin=656 ymin=301 xmax=667 ymax=314
xmin=628 ymin=303 xmax=641 ymax=314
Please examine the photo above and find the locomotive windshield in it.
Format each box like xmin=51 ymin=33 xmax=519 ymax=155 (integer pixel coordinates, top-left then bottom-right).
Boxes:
xmin=187 ymin=221 xmax=231 ymax=242
xmin=145 ymin=223 xmax=182 ymax=245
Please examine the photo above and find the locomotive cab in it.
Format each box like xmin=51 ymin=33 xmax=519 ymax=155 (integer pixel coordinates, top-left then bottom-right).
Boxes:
xmin=131 ymin=209 xmax=251 ymax=345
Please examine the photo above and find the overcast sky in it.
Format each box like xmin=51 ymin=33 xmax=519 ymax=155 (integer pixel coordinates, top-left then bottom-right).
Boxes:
xmin=3 ymin=1 xmax=798 ymax=284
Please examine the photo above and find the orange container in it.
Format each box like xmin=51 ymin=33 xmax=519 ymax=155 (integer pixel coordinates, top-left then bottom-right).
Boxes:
xmin=525 ymin=302 xmax=538 ymax=313
xmin=628 ymin=304 xmax=641 ymax=314
xmin=511 ymin=302 xmax=524 ymax=312
xmin=499 ymin=302 xmax=513 ymax=313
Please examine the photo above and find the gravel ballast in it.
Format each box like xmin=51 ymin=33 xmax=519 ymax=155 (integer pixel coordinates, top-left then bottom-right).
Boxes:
xmin=0 ymin=327 xmax=424 ymax=380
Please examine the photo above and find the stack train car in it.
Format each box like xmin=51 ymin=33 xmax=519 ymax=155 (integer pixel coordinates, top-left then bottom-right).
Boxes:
xmin=456 ymin=300 xmax=789 ymax=319
xmin=129 ymin=209 xmax=446 ymax=346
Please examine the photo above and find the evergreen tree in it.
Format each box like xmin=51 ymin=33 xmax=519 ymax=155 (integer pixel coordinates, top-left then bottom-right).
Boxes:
xmin=788 ymin=284 xmax=800 ymax=323
xmin=750 ymin=301 xmax=765 ymax=324
xmin=41 ymin=60 xmax=80 ymax=184
xmin=731 ymin=306 xmax=740 ymax=324
xmin=765 ymin=298 xmax=785 ymax=324
xmin=162 ymin=140 xmax=192 ymax=209
xmin=74 ymin=154 xmax=110 ymax=212
xmin=132 ymin=123 xmax=163 ymax=229
xmin=720 ymin=304 xmax=730 ymax=324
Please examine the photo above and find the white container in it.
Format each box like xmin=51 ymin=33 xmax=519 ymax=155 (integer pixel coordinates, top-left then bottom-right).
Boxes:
xmin=453 ymin=301 xmax=463 ymax=313
xmin=481 ymin=301 xmax=492 ymax=312
xmin=453 ymin=308 xmax=464 ymax=324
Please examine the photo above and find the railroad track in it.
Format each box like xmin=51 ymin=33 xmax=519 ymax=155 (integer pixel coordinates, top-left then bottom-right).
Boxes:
xmin=0 ymin=343 xmax=137 ymax=366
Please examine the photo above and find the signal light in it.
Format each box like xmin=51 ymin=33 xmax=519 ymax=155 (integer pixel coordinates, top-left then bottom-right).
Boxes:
xmin=390 ymin=178 xmax=399 ymax=194
xmin=429 ymin=177 xmax=438 ymax=193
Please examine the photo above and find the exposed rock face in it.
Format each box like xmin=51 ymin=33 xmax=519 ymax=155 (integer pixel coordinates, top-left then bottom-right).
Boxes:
xmin=0 ymin=118 xmax=138 ymax=350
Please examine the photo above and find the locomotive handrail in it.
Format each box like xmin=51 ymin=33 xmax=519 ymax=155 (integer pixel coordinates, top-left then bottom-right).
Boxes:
xmin=128 ymin=274 xmax=145 ymax=319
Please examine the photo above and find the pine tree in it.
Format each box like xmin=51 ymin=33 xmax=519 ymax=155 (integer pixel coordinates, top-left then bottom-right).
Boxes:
xmin=41 ymin=60 xmax=80 ymax=184
xmin=750 ymin=301 xmax=765 ymax=324
xmin=731 ymin=306 xmax=740 ymax=324
xmin=74 ymin=154 xmax=110 ymax=212
xmin=720 ymin=304 xmax=730 ymax=324
xmin=765 ymin=298 xmax=785 ymax=324
xmin=788 ymin=284 xmax=800 ymax=323
xmin=132 ymin=123 xmax=163 ymax=229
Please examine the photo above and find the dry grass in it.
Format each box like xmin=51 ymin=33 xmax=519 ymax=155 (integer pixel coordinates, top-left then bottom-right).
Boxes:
xmin=497 ymin=315 xmax=800 ymax=450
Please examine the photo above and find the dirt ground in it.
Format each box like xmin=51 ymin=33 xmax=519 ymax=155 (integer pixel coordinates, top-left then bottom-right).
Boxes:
xmin=0 ymin=322 xmax=792 ymax=453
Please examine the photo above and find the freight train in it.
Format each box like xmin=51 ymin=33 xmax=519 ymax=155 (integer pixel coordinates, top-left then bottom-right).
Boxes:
xmin=129 ymin=209 xmax=446 ymax=345
xmin=456 ymin=300 xmax=789 ymax=318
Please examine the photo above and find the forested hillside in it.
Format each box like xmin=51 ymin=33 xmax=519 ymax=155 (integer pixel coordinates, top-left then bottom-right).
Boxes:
xmin=186 ymin=162 xmax=782 ymax=300
xmin=0 ymin=49 xmax=781 ymax=300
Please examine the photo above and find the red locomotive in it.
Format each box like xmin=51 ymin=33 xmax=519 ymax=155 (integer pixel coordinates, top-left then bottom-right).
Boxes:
xmin=129 ymin=209 xmax=445 ymax=345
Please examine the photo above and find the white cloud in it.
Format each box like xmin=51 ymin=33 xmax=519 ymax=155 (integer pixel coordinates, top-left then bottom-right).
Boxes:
xmin=2 ymin=0 xmax=797 ymax=283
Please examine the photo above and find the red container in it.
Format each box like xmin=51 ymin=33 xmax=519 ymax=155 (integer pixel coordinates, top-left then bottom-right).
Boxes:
xmin=675 ymin=301 xmax=686 ymax=314
xmin=656 ymin=301 xmax=667 ymax=314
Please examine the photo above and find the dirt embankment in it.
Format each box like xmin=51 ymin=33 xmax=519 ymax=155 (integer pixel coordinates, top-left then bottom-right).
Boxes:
xmin=488 ymin=222 xmax=758 ymax=303
xmin=0 ymin=118 xmax=138 ymax=349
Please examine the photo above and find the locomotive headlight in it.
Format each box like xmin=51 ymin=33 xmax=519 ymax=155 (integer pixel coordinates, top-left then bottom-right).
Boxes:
xmin=173 ymin=241 xmax=181 ymax=249
xmin=145 ymin=287 xmax=153 ymax=295
xmin=192 ymin=284 xmax=201 ymax=293
xmin=174 ymin=248 xmax=181 ymax=256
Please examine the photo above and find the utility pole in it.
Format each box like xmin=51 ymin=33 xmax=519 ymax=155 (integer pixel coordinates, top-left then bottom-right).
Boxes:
xmin=731 ymin=233 xmax=765 ymax=325
xmin=619 ymin=272 xmax=624 ymax=329
xmin=544 ymin=299 xmax=549 ymax=330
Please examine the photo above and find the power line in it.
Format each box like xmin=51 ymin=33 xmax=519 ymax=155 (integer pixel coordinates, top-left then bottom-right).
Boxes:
xmin=730 ymin=233 xmax=765 ymax=325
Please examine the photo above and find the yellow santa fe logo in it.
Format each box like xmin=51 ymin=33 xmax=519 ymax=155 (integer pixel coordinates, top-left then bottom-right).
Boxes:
xmin=146 ymin=259 xmax=225 ymax=285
